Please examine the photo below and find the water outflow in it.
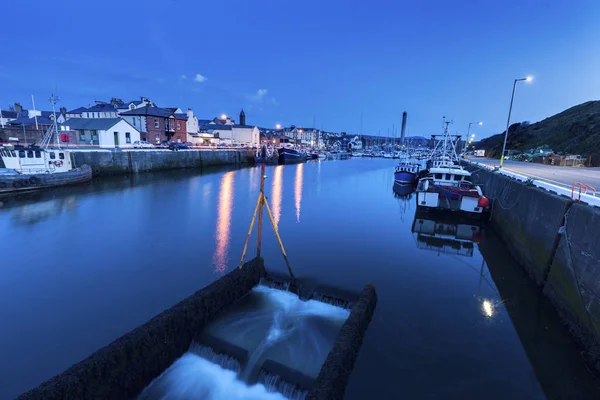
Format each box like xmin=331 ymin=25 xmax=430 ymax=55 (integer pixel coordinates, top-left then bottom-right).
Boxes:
xmin=238 ymin=285 xmax=350 ymax=381
xmin=138 ymin=346 xmax=286 ymax=400
xmin=259 ymin=370 xmax=308 ymax=400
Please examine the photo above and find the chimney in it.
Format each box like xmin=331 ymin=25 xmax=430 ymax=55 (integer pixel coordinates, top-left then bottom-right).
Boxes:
xmin=239 ymin=109 xmax=246 ymax=126
xmin=59 ymin=107 xmax=67 ymax=114
xmin=400 ymin=111 xmax=407 ymax=144
xmin=14 ymin=102 xmax=23 ymax=113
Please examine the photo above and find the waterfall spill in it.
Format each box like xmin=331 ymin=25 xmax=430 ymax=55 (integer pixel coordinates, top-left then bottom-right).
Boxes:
xmin=139 ymin=285 xmax=351 ymax=399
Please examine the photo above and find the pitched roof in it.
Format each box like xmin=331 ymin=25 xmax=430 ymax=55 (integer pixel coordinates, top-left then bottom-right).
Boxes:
xmin=63 ymin=118 xmax=131 ymax=131
xmin=174 ymin=113 xmax=188 ymax=120
xmin=197 ymin=119 xmax=212 ymax=125
xmin=85 ymin=103 xmax=119 ymax=112
xmin=67 ymin=107 xmax=87 ymax=114
xmin=200 ymin=124 xmax=232 ymax=131
xmin=0 ymin=110 xmax=19 ymax=119
xmin=120 ymin=106 xmax=172 ymax=117
xmin=9 ymin=116 xmax=55 ymax=125
xmin=233 ymin=124 xmax=256 ymax=129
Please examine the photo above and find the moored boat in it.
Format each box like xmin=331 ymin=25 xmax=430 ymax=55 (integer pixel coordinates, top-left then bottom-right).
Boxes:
xmin=0 ymin=145 xmax=92 ymax=194
xmin=394 ymin=161 xmax=420 ymax=184
xmin=278 ymin=147 xmax=306 ymax=164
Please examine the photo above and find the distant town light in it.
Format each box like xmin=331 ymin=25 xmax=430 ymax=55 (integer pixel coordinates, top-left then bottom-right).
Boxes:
xmin=273 ymin=139 xmax=276 ymax=143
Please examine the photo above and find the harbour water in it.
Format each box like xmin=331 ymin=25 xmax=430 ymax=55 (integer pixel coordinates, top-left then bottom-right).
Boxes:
xmin=1 ymin=158 xmax=598 ymax=399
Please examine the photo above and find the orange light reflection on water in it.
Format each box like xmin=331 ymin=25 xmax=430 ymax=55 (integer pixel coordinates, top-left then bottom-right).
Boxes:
xmin=294 ymin=163 xmax=303 ymax=222
xmin=213 ymin=171 xmax=235 ymax=273
xmin=271 ymin=166 xmax=283 ymax=227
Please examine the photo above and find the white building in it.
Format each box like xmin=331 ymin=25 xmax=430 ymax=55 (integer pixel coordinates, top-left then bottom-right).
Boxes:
xmin=63 ymin=118 xmax=140 ymax=148
xmin=349 ymin=136 xmax=363 ymax=150
xmin=231 ymin=125 xmax=260 ymax=146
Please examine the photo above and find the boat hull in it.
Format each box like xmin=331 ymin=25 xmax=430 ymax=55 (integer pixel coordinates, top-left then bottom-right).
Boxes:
xmin=278 ymin=149 xmax=305 ymax=164
xmin=394 ymin=170 xmax=418 ymax=184
xmin=0 ymin=165 xmax=93 ymax=194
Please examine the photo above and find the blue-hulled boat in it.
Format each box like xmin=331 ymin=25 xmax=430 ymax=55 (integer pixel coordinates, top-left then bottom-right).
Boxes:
xmin=278 ymin=148 xmax=306 ymax=164
xmin=394 ymin=161 xmax=420 ymax=184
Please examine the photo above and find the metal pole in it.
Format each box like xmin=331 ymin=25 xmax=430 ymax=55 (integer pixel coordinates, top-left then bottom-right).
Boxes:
xmin=500 ymin=79 xmax=520 ymax=167
xmin=263 ymin=196 xmax=295 ymax=280
xmin=32 ymin=95 xmax=39 ymax=131
xmin=0 ymin=108 xmax=4 ymax=128
xmin=256 ymin=161 xmax=266 ymax=257
xmin=465 ymin=122 xmax=473 ymax=154
xmin=22 ymin=124 xmax=28 ymax=146
xmin=239 ymin=194 xmax=261 ymax=269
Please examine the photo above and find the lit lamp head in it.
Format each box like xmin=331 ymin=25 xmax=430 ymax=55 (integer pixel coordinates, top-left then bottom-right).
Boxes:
xmin=525 ymin=76 xmax=534 ymax=82
xmin=221 ymin=114 xmax=227 ymax=120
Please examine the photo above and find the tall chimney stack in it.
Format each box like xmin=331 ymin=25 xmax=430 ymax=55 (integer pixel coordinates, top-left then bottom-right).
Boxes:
xmin=400 ymin=111 xmax=407 ymax=144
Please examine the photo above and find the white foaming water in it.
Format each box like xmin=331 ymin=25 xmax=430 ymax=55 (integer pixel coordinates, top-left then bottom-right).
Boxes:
xmin=139 ymin=351 xmax=287 ymax=400
xmin=251 ymin=285 xmax=350 ymax=321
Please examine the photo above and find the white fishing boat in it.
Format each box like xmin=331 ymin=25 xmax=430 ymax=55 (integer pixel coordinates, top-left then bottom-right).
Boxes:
xmin=416 ymin=120 xmax=489 ymax=214
xmin=0 ymin=95 xmax=92 ymax=194
xmin=353 ymin=152 xmax=363 ymax=157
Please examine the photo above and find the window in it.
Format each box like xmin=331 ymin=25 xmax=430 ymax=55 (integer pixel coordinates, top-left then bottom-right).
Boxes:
xmin=177 ymin=122 xmax=181 ymax=130
xmin=453 ymin=175 xmax=461 ymax=181
xmin=155 ymin=135 xmax=160 ymax=144
xmin=132 ymin=118 xmax=136 ymax=127
xmin=10 ymin=150 xmax=16 ymax=157
xmin=35 ymin=151 xmax=41 ymax=158
xmin=125 ymin=132 xmax=131 ymax=144
xmin=154 ymin=119 xmax=159 ymax=128
xmin=435 ymin=173 xmax=442 ymax=180
xmin=19 ymin=150 xmax=25 ymax=158
xmin=59 ymin=153 xmax=65 ymax=160
xmin=79 ymin=130 xmax=86 ymax=141
xmin=130 ymin=104 xmax=135 ymax=110
xmin=50 ymin=152 xmax=56 ymax=159
xmin=177 ymin=136 xmax=181 ymax=143
xmin=27 ymin=151 xmax=33 ymax=158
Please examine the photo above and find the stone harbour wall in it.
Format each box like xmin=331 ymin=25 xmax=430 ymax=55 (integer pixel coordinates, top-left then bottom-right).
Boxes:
xmin=71 ymin=149 xmax=254 ymax=176
xmin=306 ymin=284 xmax=378 ymax=400
xmin=16 ymin=258 xmax=266 ymax=400
xmin=467 ymin=164 xmax=600 ymax=371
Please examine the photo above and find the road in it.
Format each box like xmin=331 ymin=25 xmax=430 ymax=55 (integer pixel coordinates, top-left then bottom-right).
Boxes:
xmin=468 ymin=157 xmax=600 ymax=194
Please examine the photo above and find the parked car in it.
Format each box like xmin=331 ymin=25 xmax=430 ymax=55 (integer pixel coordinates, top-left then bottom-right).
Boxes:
xmin=133 ymin=141 xmax=155 ymax=149
xmin=169 ymin=142 xmax=189 ymax=151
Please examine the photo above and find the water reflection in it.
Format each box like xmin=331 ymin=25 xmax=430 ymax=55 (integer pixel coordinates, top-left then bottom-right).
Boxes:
xmin=11 ymin=197 xmax=77 ymax=225
xmin=294 ymin=164 xmax=304 ymax=222
xmin=393 ymin=183 xmax=416 ymax=222
xmin=411 ymin=210 xmax=483 ymax=257
xmin=213 ymin=171 xmax=235 ymax=273
xmin=271 ymin=166 xmax=283 ymax=227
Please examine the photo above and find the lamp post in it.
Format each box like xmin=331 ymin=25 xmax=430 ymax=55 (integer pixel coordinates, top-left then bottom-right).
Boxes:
xmin=500 ymin=76 xmax=532 ymax=167
xmin=465 ymin=122 xmax=482 ymax=153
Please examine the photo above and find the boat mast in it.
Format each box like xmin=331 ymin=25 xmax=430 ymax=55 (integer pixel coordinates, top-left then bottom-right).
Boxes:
xmin=50 ymin=94 xmax=61 ymax=149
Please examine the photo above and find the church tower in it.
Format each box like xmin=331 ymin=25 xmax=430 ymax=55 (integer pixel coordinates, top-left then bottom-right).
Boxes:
xmin=239 ymin=109 xmax=246 ymax=126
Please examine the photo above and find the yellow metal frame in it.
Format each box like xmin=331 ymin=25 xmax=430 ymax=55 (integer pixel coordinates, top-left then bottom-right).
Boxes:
xmin=238 ymin=162 xmax=295 ymax=280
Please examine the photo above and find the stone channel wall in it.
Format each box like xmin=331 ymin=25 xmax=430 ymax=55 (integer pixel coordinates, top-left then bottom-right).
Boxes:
xmin=71 ymin=149 xmax=254 ymax=176
xmin=467 ymin=165 xmax=600 ymax=370
xmin=17 ymin=258 xmax=266 ymax=400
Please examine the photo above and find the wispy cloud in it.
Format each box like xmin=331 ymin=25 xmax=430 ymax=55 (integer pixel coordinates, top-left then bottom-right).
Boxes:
xmin=194 ymin=73 xmax=207 ymax=83
xmin=179 ymin=74 xmax=188 ymax=80
xmin=247 ymin=88 xmax=269 ymax=102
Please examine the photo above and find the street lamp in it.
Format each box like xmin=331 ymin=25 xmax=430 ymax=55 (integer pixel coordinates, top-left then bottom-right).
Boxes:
xmin=221 ymin=114 xmax=227 ymax=120
xmin=465 ymin=122 xmax=482 ymax=153
xmin=275 ymin=124 xmax=281 ymax=130
xmin=500 ymin=76 xmax=533 ymax=167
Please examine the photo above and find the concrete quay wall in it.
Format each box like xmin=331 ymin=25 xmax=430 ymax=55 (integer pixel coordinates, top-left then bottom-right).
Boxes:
xmin=467 ymin=165 xmax=600 ymax=370
xmin=71 ymin=149 xmax=254 ymax=176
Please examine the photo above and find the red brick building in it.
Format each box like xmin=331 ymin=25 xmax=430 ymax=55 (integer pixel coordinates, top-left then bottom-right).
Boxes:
xmin=120 ymin=106 xmax=175 ymax=144
xmin=173 ymin=113 xmax=188 ymax=143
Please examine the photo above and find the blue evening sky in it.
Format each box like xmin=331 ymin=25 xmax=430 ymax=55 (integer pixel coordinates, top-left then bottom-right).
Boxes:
xmin=1 ymin=0 xmax=599 ymax=139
